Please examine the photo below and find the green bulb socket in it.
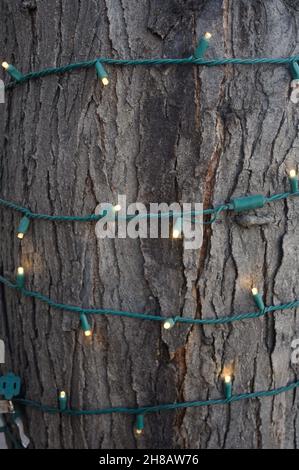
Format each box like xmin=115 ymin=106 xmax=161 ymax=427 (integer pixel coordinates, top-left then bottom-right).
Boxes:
xmin=230 ymin=195 xmax=266 ymax=212
xmin=134 ymin=414 xmax=144 ymax=436
xmin=5 ymin=64 xmax=23 ymax=82
xmin=16 ymin=268 xmax=25 ymax=289
xmin=224 ymin=380 xmax=232 ymax=400
xmin=95 ymin=60 xmax=109 ymax=84
xmin=290 ymin=61 xmax=299 ymax=80
xmin=194 ymin=33 xmax=212 ymax=59
xmin=17 ymin=216 xmax=30 ymax=239
xmin=80 ymin=313 xmax=91 ymax=334
xmin=58 ymin=392 xmax=67 ymax=412
xmin=252 ymin=291 xmax=265 ymax=311
xmin=289 ymin=174 xmax=298 ymax=194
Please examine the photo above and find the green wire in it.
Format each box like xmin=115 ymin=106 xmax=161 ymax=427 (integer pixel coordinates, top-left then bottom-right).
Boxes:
xmin=0 ymin=274 xmax=298 ymax=326
xmin=0 ymin=190 xmax=297 ymax=224
xmin=13 ymin=380 xmax=299 ymax=417
xmin=0 ymin=196 xmax=230 ymax=222
xmin=3 ymin=54 xmax=299 ymax=90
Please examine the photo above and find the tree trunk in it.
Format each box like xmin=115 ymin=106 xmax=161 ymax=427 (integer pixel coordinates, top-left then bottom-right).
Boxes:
xmin=0 ymin=0 xmax=298 ymax=450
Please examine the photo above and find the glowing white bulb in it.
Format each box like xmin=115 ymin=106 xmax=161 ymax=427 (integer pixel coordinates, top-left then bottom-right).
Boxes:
xmin=17 ymin=233 xmax=24 ymax=240
xmin=134 ymin=426 xmax=144 ymax=437
xmin=17 ymin=267 xmax=24 ymax=276
xmin=2 ymin=61 xmax=9 ymax=70
xmin=252 ymin=287 xmax=258 ymax=296
xmin=224 ymin=375 xmax=231 ymax=384
xmin=84 ymin=330 xmax=92 ymax=337
xmin=290 ymin=169 xmax=297 ymax=178
xmin=60 ymin=391 xmax=66 ymax=399
xmin=113 ymin=204 xmax=121 ymax=212
xmin=173 ymin=218 xmax=182 ymax=239
xmin=163 ymin=318 xmax=175 ymax=330
xmin=134 ymin=414 xmax=144 ymax=437
xmin=204 ymin=32 xmax=212 ymax=39
xmin=102 ymin=77 xmax=109 ymax=86
xmin=173 ymin=229 xmax=180 ymax=238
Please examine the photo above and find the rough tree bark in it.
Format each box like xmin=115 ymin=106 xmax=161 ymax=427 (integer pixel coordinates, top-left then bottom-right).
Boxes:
xmin=0 ymin=0 xmax=298 ymax=450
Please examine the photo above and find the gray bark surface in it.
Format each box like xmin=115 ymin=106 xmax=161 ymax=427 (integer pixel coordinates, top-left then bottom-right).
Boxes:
xmin=0 ymin=0 xmax=299 ymax=449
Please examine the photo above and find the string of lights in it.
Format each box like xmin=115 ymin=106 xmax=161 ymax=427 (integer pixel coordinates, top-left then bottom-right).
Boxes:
xmin=0 ymin=274 xmax=298 ymax=335
xmin=2 ymin=33 xmax=299 ymax=106
xmin=1 ymin=372 xmax=298 ymax=438
xmin=1 ymin=32 xmax=299 ymax=443
xmin=2 ymin=53 xmax=299 ymax=89
xmin=0 ymin=186 xmax=298 ymax=241
xmin=10 ymin=379 xmax=299 ymax=437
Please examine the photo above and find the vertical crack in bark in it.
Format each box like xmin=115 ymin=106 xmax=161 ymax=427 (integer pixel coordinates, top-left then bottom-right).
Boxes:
xmin=253 ymin=355 xmax=263 ymax=448
xmin=195 ymin=105 xmax=225 ymax=298
xmin=0 ymin=268 xmax=13 ymax=364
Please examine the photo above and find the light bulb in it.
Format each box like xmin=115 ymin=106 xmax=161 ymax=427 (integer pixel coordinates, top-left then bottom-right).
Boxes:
xmin=58 ymin=390 xmax=67 ymax=411
xmin=163 ymin=318 xmax=175 ymax=330
xmin=1 ymin=62 xmax=23 ymax=81
xmin=194 ymin=32 xmax=212 ymax=59
xmin=113 ymin=204 xmax=121 ymax=212
xmin=134 ymin=414 xmax=144 ymax=438
xmin=288 ymin=169 xmax=298 ymax=193
xmin=251 ymin=287 xmax=265 ymax=311
xmin=134 ymin=428 xmax=144 ymax=438
xmin=290 ymin=169 xmax=296 ymax=178
xmin=95 ymin=60 xmax=109 ymax=86
xmin=16 ymin=266 xmax=25 ymax=288
xmin=173 ymin=218 xmax=182 ymax=239
xmin=80 ymin=313 xmax=92 ymax=336
xmin=17 ymin=216 xmax=30 ymax=239
xmin=223 ymin=372 xmax=233 ymax=399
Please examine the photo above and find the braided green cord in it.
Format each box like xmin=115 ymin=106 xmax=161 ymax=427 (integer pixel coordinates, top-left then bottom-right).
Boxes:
xmin=13 ymin=380 xmax=299 ymax=417
xmin=0 ymin=197 xmax=230 ymax=222
xmin=0 ymin=190 xmax=297 ymax=223
xmin=0 ymin=274 xmax=298 ymax=326
xmin=4 ymin=54 xmax=299 ymax=90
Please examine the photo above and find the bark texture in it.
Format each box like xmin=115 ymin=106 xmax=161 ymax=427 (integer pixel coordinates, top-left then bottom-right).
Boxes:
xmin=0 ymin=0 xmax=299 ymax=449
